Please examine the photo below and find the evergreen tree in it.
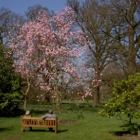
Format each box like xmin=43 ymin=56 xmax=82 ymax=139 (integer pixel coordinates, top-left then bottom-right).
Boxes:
xmin=0 ymin=45 xmax=23 ymax=117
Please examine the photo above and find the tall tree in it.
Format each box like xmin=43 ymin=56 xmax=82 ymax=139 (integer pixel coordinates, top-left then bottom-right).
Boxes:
xmin=21 ymin=5 xmax=54 ymax=110
xmin=67 ymin=0 xmax=115 ymax=106
xmin=10 ymin=7 xmax=85 ymax=111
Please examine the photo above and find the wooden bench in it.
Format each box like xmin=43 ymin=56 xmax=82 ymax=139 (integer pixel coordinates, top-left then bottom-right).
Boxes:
xmin=21 ymin=116 xmax=58 ymax=133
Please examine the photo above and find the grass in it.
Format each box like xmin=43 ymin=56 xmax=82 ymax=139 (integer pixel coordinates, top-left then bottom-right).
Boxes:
xmin=0 ymin=102 xmax=139 ymax=140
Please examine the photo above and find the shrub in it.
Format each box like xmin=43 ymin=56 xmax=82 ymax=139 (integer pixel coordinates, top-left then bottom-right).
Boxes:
xmin=100 ymin=73 xmax=140 ymax=133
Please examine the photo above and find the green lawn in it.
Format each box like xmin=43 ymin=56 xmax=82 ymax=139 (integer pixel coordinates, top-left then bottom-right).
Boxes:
xmin=0 ymin=110 xmax=125 ymax=140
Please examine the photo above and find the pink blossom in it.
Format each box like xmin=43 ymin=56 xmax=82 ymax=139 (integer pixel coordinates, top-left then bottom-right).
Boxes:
xmin=10 ymin=7 xmax=89 ymax=100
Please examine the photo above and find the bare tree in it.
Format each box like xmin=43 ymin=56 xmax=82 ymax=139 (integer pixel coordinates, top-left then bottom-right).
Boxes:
xmin=67 ymin=0 xmax=115 ymax=106
xmin=0 ymin=8 xmax=24 ymax=46
xmin=104 ymin=0 xmax=140 ymax=75
xmin=25 ymin=4 xmax=53 ymax=21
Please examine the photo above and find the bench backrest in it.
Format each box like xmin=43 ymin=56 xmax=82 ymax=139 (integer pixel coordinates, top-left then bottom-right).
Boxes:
xmin=22 ymin=117 xmax=58 ymax=127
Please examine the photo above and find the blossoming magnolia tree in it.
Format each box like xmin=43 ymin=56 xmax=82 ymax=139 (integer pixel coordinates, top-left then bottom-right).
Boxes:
xmin=10 ymin=7 xmax=86 ymax=111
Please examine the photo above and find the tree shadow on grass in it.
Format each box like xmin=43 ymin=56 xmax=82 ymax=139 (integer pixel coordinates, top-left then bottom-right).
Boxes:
xmin=110 ymin=123 xmax=140 ymax=136
xmin=110 ymin=130 xmax=130 ymax=136
xmin=110 ymin=130 xmax=140 ymax=140
xmin=57 ymin=129 xmax=68 ymax=133
xmin=0 ymin=127 xmax=13 ymax=132
xmin=28 ymin=129 xmax=68 ymax=133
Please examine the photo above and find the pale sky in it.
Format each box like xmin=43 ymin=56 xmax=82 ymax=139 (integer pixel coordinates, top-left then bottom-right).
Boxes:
xmin=0 ymin=0 xmax=69 ymax=15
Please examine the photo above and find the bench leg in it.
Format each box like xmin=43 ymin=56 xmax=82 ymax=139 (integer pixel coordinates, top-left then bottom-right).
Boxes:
xmin=49 ymin=128 xmax=53 ymax=132
xmin=55 ymin=127 xmax=58 ymax=133
xmin=29 ymin=127 xmax=32 ymax=131
xmin=21 ymin=127 xmax=25 ymax=132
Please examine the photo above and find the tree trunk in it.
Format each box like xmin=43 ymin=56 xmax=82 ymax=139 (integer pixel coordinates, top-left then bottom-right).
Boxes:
xmin=93 ymin=86 xmax=100 ymax=106
xmin=93 ymin=67 xmax=101 ymax=106
xmin=23 ymin=95 xmax=27 ymax=111
xmin=56 ymin=93 xmax=61 ymax=112
xmin=127 ymin=55 xmax=137 ymax=75
xmin=22 ymin=77 xmax=31 ymax=111
xmin=54 ymin=85 xmax=61 ymax=112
